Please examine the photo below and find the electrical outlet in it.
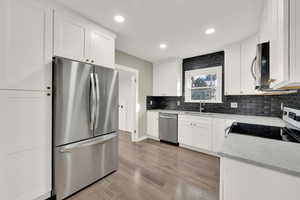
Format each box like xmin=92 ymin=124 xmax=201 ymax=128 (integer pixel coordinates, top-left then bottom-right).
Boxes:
xmin=231 ymin=102 xmax=238 ymax=108
xmin=177 ymin=101 xmax=181 ymax=106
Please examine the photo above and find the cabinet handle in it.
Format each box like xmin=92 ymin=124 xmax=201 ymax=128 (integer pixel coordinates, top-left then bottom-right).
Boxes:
xmin=46 ymin=86 xmax=51 ymax=90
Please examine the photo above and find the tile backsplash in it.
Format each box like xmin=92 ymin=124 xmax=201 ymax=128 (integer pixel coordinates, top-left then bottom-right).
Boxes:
xmin=147 ymin=51 xmax=300 ymax=118
xmin=147 ymin=93 xmax=300 ymax=117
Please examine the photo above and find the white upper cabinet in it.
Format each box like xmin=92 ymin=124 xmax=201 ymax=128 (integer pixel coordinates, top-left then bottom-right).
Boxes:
xmin=85 ymin=29 xmax=115 ymax=68
xmin=259 ymin=0 xmax=300 ymax=89
xmin=225 ymin=35 xmax=261 ymax=95
xmin=0 ymin=0 xmax=53 ymax=91
xmin=54 ymin=12 xmax=115 ymax=68
xmin=288 ymin=0 xmax=300 ymax=88
xmin=153 ymin=59 xmax=182 ymax=96
xmin=54 ymin=12 xmax=85 ymax=62
xmin=225 ymin=43 xmax=241 ymax=95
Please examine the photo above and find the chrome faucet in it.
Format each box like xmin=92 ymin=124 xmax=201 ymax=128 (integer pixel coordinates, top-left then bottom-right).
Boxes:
xmin=199 ymin=102 xmax=204 ymax=112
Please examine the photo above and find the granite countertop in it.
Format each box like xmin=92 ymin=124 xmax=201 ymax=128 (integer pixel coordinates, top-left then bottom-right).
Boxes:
xmin=147 ymin=109 xmax=285 ymax=127
xmin=219 ymin=134 xmax=300 ymax=177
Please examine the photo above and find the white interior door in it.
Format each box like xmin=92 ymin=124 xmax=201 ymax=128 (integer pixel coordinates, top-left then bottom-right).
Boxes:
xmin=119 ymin=102 xmax=127 ymax=131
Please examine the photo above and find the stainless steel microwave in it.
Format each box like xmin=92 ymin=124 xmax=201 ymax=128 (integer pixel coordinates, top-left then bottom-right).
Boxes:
xmin=252 ymin=42 xmax=270 ymax=91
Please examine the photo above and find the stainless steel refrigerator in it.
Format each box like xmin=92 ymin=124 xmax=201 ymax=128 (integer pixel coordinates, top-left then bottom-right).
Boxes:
xmin=52 ymin=57 xmax=119 ymax=200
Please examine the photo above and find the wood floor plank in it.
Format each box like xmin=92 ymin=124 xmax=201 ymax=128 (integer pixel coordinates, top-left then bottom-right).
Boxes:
xmin=66 ymin=132 xmax=219 ymax=200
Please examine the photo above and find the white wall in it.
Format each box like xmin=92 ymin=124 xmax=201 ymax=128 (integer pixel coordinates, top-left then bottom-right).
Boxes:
xmin=115 ymin=50 xmax=153 ymax=138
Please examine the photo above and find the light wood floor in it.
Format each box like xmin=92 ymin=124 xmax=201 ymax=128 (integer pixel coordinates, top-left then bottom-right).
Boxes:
xmin=67 ymin=132 xmax=220 ymax=200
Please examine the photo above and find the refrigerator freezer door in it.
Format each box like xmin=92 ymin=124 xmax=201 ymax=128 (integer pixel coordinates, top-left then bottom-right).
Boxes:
xmin=53 ymin=57 xmax=94 ymax=146
xmin=93 ymin=66 xmax=118 ymax=136
xmin=54 ymin=132 xmax=118 ymax=200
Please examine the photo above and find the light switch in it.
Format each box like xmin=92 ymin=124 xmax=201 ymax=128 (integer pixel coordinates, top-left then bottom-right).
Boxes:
xmin=231 ymin=102 xmax=238 ymax=108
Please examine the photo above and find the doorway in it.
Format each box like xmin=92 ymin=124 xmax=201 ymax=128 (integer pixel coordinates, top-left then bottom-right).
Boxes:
xmin=116 ymin=65 xmax=139 ymax=142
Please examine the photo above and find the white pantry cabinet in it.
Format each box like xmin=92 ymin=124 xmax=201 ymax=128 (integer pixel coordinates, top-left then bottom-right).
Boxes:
xmin=54 ymin=12 xmax=115 ymax=68
xmin=220 ymin=157 xmax=300 ymax=200
xmin=178 ymin=115 xmax=212 ymax=151
xmin=0 ymin=0 xmax=53 ymax=91
xmin=0 ymin=91 xmax=52 ymax=200
xmin=212 ymin=119 xmax=235 ymax=153
xmin=147 ymin=111 xmax=159 ymax=139
xmin=153 ymin=59 xmax=182 ymax=96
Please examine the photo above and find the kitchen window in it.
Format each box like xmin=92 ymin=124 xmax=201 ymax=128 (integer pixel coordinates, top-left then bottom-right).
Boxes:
xmin=185 ymin=66 xmax=222 ymax=103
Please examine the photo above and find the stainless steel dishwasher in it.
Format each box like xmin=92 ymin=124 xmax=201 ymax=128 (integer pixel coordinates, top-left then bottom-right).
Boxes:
xmin=159 ymin=113 xmax=178 ymax=144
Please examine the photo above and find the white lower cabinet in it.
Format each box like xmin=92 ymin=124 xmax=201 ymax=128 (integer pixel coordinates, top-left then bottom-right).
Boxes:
xmin=178 ymin=115 xmax=212 ymax=151
xmin=220 ymin=157 xmax=300 ymax=200
xmin=147 ymin=111 xmax=159 ymax=139
xmin=0 ymin=91 xmax=52 ymax=200
xmin=212 ymin=119 xmax=235 ymax=153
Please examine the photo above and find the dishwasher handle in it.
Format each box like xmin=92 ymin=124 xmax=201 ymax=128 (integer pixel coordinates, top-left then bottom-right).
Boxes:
xmin=159 ymin=115 xmax=177 ymax=119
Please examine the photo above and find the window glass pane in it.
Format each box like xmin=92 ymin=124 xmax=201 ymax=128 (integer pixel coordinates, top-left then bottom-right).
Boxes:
xmin=191 ymin=73 xmax=217 ymax=88
xmin=191 ymin=88 xmax=216 ymax=101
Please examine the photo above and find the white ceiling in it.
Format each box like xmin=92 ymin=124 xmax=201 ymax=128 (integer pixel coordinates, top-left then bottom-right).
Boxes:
xmin=54 ymin=0 xmax=264 ymax=62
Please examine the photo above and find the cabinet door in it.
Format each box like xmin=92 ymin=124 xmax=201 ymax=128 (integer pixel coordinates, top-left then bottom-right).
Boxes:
xmin=221 ymin=157 xmax=300 ymax=200
xmin=147 ymin=112 xmax=159 ymax=138
xmin=224 ymin=43 xmax=241 ymax=95
xmin=269 ymin=0 xmax=290 ymax=88
xmin=153 ymin=65 xmax=160 ymax=96
xmin=212 ymin=119 xmax=234 ymax=153
xmin=240 ymin=35 xmax=260 ymax=95
xmin=178 ymin=117 xmax=212 ymax=151
xmin=156 ymin=60 xmax=181 ymax=96
xmin=0 ymin=0 xmax=52 ymax=90
xmin=259 ymin=0 xmax=272 ymax=43
xmin=0 ymin=91 xmax=51 ymax=200
xmin=86 ymin=30 xmax=115 ymax=68
xmin=54 ymin=12 xmax=86 ymax=62
xmin=289 ymin=0 xmax=300 ymax=84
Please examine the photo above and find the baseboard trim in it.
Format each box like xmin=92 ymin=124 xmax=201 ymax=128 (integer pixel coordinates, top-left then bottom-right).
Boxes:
xmin=147 ymin=135 xmax=160 ymax=141
xmin=135 ymin=136 xmax=148 ymax=142
xmin=179 ymin=144 xmax=219 ymax=157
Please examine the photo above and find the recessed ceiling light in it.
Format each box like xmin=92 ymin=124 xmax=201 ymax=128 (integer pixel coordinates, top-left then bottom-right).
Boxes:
xmin=159 ymin=43 xmax=167 ymax=49
xmin=205 ymin=28 xmax=215 ymax=35
xmin=114 ymin=15 xmax=125 ymax=23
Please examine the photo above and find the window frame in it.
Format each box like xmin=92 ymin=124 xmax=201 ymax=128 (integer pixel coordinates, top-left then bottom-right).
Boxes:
xmin=184 ymin=66 xmax=223 ymax=103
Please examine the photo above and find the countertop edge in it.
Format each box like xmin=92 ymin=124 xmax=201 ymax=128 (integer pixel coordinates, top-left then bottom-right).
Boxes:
xmin=218 ymin=152 xmax=300 ymax=178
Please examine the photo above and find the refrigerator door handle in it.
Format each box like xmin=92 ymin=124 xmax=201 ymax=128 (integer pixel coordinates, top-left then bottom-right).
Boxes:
xmin=94 ymin=73 xmax=100 ymax=129
xmin=90 ymin=73 xmax=96 ymax=130
xmin=59 ymin=133 xmax=118 ymax=153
